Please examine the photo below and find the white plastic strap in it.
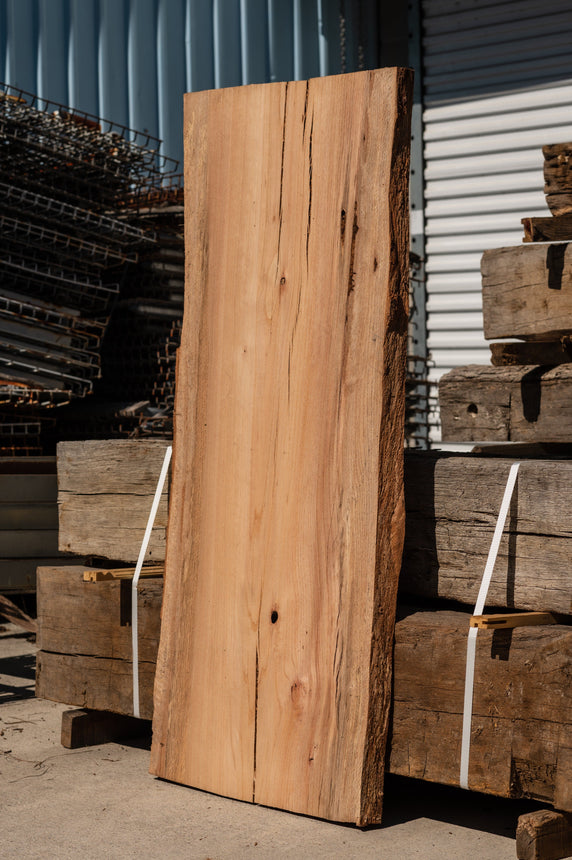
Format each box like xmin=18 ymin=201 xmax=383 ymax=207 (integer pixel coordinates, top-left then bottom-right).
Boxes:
xmin=132 ymin=445 xmax=172 ymax=719
xmin=459 ymin=461 xmax=520 ymax=790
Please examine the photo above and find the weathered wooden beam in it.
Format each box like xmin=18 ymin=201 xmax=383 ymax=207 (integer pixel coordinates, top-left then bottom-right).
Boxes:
xmin=490 ymin=340 xmax=572 ymax=367
xmin=151 ymin=68 xmax=413 ymax=826
xmin=401 ymin=453 xmax=572 ymax=614
xmin=544 ymin=143 xmax=572 ymax=216
xmin=439 ymin=364 xmax=572 ymax=443
xmin=36 ymin=566 xmax=162 ymax=661
xmin=36 ymin=652 xmax=156 ymax=720
xmin=389 ymin=609 xmax=572 ymax=811
xmin=516 ymin=809 xmax=572 ymax=860
xmin=523 ymin=214 xmax=572 ymax=243
xmin=482 ymin=244 xmax=572 ymax=340
xmin=57 ymin=439 xmax=170 ymax=562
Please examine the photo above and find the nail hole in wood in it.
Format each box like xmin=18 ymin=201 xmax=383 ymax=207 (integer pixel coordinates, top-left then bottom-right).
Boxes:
xmin=271 ymin=610 xmax=278 ymax=624
xmin=467 ymin=403 xmax=478 ymax=416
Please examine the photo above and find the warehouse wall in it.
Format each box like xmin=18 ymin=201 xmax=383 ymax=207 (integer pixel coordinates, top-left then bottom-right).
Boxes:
xmin=421 ymin=0 xmax=572 ymax=445
xmin=0 ymin=0 xmax=380 ymax=168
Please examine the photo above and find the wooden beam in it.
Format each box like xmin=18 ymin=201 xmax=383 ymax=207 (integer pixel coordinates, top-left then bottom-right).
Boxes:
xmin=151 ymin=68 xmax=413 ymax=826
xmin=37 ymin=566 xmax=162 ymax=661
xmin=389 ymin=609 xmax=572 ymax=810
xmin=57 ymin=440 xmax=170 ymax=562
xmin=481 ymin=244 xmax=572 ymax=341
xmin=522 ymin=214 xmax=572 ymax=243
xmin=517 ymin=809 xmax=572 ymax=860
xmin=439 ymin=364 xmax=572 ymax=444
xmin=401 ymin=453 xmax=572 ymax=614
xmin=490 ymin=340 xmax=572 ymax=367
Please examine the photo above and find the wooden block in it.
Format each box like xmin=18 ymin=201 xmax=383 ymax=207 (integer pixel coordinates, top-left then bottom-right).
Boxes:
xmin=490 ymin=340 xmax=572 ymax=367
xmin=389 ymin=610 xmax=572 ymax=809
xmin=57 ymin=439 xmax=170 ymax=562
xmin=544 ymin=143 xmax=572 ymax=216
xmin=439 ymin=364 xmax=572 ymax=443
xmin=36 ymin=566 xmax=162 ymax=662
xmin=151 ymin=68 xmax=413 ymax=825
xmin=61 ymin=708 xmax=150 ymax=749
xmin=36 ymin=652 xmax=156 ymax=720
xmin=523 ymin=214 xmax=572 ymax=243
xmin=517 ymin=809 xmax=572 ymax=860
xmin=470 ymin=612 xmax=557 ymax=629
xmin=401 ymin=453 xmax=572 ymax=614
xmin=482 ymin=244 xmax=572 ymax=340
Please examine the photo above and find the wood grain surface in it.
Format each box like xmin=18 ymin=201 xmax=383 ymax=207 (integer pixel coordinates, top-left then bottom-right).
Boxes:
xmin=482 ymin=244 xmax=572 ymax=341
xmin=150 ymin=69 xmax=412 ymax=825
xmin=439 ymin=364 xmax=572 ymax=443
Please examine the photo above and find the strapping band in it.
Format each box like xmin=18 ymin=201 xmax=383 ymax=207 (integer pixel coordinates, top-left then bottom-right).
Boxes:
xmin=459 ymin=461 xmax=520 ymax=790
xmin=132 ymin=445 xmax=172 ymax=719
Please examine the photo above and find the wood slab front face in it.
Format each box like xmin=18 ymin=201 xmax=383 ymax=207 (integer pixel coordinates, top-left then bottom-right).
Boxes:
xmin=150 ymin=69 xmax=412 ymax=825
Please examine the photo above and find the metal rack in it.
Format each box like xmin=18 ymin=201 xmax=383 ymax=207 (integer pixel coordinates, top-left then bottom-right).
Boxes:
xmin=0 ymin=83 xmax=180 ymax=453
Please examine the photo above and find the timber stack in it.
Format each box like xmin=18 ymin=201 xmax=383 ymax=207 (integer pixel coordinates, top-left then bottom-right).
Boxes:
xmin=35 ymin=120 xmax=571 ymax=845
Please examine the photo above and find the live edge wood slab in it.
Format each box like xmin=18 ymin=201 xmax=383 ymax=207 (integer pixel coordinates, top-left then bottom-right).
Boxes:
xmin=150 ymin=69 xmax=413 ymax=826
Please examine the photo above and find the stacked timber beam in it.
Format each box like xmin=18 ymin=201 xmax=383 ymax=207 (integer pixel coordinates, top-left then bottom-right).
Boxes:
xmin=440 ymin=143 xmax=572 ymax=444
xmin=40 ymin=440 xmax=572 ymax=813
xmin=430 ymin=143 xmax=572 ymax=846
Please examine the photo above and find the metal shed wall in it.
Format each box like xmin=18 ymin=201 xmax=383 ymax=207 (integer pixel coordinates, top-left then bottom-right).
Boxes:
xmin=421 ymin=0 xmax=572 ymax=444
xmin=0 ymin=0 xmax=379 ymax=168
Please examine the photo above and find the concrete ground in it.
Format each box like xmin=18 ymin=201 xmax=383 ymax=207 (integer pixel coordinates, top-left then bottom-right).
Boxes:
xmin=0 ymin=622 xmax=539 ymax=859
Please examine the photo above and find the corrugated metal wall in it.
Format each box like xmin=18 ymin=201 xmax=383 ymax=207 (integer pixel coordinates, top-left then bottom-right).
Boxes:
xmin=0 ymin=0 xmax=379 ymax=168
xmin=421 ymin=0 xmax=572 ymax=445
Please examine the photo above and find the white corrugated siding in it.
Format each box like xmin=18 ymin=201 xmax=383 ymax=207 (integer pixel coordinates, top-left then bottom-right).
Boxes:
xmin=422 ymin=0 xmax=572 ymax=443
xmin=0 ymin=0 xmax=378 ymax=168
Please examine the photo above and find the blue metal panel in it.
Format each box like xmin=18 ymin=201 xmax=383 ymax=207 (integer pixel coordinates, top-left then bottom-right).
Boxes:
xmin=37 ymin=0 xmax=69 ymax=104
xmin=157 ymin=0 xmax=186 ymax=161
xmin=239 ymin=0 xmax=268 ymax=85
xmin=0 ymin=0 xmax=380 ymax=168
xmin=267 ymin=0 xmax=294 ymax=83
xmin=185 ymin=0 xmax=215 ymax=93
xmin=6 ymin=0 xmax=38 ymax=93
xmin=69 ymin=0 xmax=99 ymax=114
xmin=127 ymin=0 xmax=159 ymax=140
xmin=213 ymin=0 xmax=241 ymax=89
xmin=98 ymin=0 xmax=129 ymax=128
xmin=293 ymin=0 xmax=320 ymax=81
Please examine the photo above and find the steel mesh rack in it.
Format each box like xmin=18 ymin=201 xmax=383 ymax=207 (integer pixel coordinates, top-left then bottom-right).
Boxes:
xmin=0 ymin=84 xmax=181 ymax=453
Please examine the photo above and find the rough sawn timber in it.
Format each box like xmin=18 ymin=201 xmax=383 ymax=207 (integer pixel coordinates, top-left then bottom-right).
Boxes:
xmin=389 ymin=610 xmax=572 ymax=811
xmin=150 ymin=69 xmax=413 ymax=826
xmin=439 ymin=364 xmax=572 ymax=443
xmin=57 ymin=440 xmax=170 ymax=561
xmin=401 ymin=453 xmax=572 ymax=614
xmin=481 ymin=244 xmax=572 ymax=341
xmin=516 ymin=809 xmax=572 ymax=860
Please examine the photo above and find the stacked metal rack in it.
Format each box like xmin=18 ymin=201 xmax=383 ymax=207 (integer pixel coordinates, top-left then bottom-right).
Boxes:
xmin=0 ymin=83 xmax=180 ymax=453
